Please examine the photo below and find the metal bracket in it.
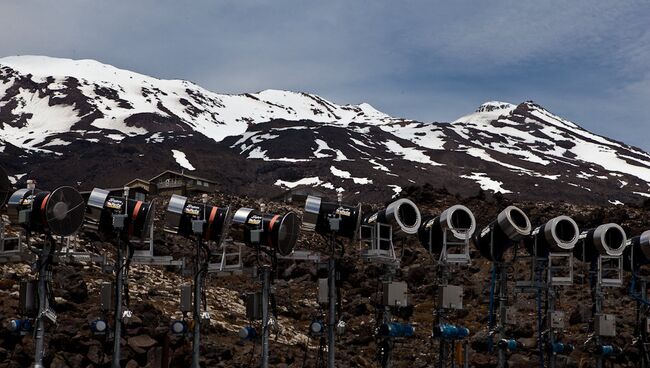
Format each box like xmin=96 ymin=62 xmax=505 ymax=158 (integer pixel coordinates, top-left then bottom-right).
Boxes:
xmin=439 ymin=228 xmax=471 ymax=264
xmin=131 ymin=225 xmax=184 ymax=267
xmin=548 ymin=252 xmax=573 ymax=286
xmin=360 ymin=223 xmax=399 ymax=267
xmin=598 ymin=255 xmax=623 ymax=287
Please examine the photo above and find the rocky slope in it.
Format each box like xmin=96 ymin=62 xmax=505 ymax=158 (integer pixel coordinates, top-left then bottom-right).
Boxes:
xmin=1 ymin=56 xmax=650 ymax=204
xmin=0 ymin=188 xmax=649 ymax=367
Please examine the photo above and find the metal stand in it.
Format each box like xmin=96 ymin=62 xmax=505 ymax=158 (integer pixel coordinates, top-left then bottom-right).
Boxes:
xmin=586 ymin=254 xmax=622 ymax=368
xmin=131 ymin=225 xmax=183 ymax=267
xmin=327 ymin=233 xmax=336 ymax=368
xmin=634 ymin=277 xmax=650 ymax=368
xmin=191 ymin=232 xmax=204 ymax=368
xmin=261 ymin=266 xmax=271 ymax=368
xmin=496 ymin=264 xmax=507 ymax=368
xmin=485 ymin=226 xmax=517 ymax=368
xmin=111 ymin=238 xmax=126 ymax=368
xmin=434 ymin=229 xmax=470 ymax=368
xmin=360 ymin=223 xmax=398 ymax=267
xmin=33 ymin=236 xmax=54 ymax=368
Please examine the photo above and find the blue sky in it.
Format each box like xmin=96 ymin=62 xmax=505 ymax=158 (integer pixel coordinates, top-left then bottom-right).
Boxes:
xmin=2 ymin=1 xmax=650 ymax=149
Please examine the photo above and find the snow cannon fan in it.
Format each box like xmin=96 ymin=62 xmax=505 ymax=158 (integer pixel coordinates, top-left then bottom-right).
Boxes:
xmin=7 ymin=185 xmax=85 ymax=238
xmin=0 ymin=165 xmax=11 ymax=207
xmin=231 ymin=207 xmax=299 ymax=256
xmin=164 ymin=194 xmax=230 ymax=242
xmin=85 ymin=188 xmax=155 ymax=245
xmin=524 ymin=215 xmax=580 ymax=257
xmin=474 ymin=205 xmax=532 ymax=262
xmin=623 ymin=230 xmax=650 ymax=272
xmin=573 ymin=223 xmax=627 ymax=263
xmin=360 ymin=198 xmax=422 ymax=237
xmin=417 ymin=204 xmax=476 ymax=254
xmin=302 ymin=195 xmax=362 ymax=239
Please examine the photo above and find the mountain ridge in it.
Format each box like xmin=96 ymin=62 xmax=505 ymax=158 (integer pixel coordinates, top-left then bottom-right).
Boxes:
xmin=1 ymin=55 xmax=649 ymax=205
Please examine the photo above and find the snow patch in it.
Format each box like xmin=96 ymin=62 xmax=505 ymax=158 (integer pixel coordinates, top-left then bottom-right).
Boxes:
xmin=274 ymin=177 xmax=322 ymax=189
xmin=171 ymin=149 xmax=195 ymax=171
xmin=383 ymin=140 xmax=442 ymax=166
xmin=461 ymin=172 xmax=512 ymax=194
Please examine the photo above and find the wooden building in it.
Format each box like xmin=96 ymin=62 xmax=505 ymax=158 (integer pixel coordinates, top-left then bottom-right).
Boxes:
xmin=149 ymin=170 xmax=217 ymax=197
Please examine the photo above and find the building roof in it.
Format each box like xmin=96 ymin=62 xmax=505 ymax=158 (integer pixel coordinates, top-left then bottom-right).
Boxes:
xmin=148 ymin=170 xmax=217 ymax=184
xmin=125 ymin=178 xmax=151 ymax=186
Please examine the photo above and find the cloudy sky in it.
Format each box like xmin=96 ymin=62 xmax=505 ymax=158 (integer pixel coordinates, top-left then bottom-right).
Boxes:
xmin=2 ymin=1 xmax=650 ymax=149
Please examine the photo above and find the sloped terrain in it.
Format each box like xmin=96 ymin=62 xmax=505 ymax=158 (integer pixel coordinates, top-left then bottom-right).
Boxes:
xmin=1 ymin=56 xmax=650 ymax=204
xmin=0 ymin=189 xmax=649 ymax=367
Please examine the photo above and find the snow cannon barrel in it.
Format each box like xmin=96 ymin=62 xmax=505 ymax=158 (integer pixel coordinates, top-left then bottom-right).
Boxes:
xmin=85 ymin=188 xmax=155 ymax=244
xmin=231 ymin=208 xmax=299 ymax=256
xmin=623 ymin=230 xmax=650 ymax=271
xmin=164 ymin=194 xmax=230 ymax=242
xmin=573 ymin=223 xmax=627 ymax=263
xmin=418 ymin=204 xmax=476 ymax=254
xmin=524 ymin=215 xmax=580 ymax=257
xmin=361 ymin=198 xmax=421 ymax=237
xmin=7 ymin=186 xmax=85 ymax=237
xmin=474 ymin=206 xmax=532 ymax=262
xmin=302 ymin=195 xmax=362 ymax=239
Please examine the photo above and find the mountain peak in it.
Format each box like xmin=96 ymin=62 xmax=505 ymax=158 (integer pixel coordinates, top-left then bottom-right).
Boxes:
xmin=476 ymin=101 xmax=516 ymax=113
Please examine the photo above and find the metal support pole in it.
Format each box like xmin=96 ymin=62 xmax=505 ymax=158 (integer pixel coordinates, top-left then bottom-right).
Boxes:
xmin=328 ymin=234 xmax=336 ymax=368
xmin=497 ymin=264 xmax=507 ymax=368
xmin=111 ymin=240 xmax=124 ymax=368
xmin=641 ymin=278 xmax=648 ymax=368
xmin=438 ymin=258 xmax=449 ymax=368
xmin=33 ymin=240 xmax=52 ymax=368
xmin=191 ymin=236 xmax=203 ymax=368
xmin=591 ymin=261 xmax=603 ymax=368
xmin=261 ymin=267 xmax=271 ymax=368
xmin=548 ymin=287 xmax=556 ymax=368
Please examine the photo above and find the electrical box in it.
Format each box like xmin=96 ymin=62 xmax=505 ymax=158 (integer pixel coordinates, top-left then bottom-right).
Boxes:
xmin=246 ymin=292 xmax=263 ymax=320
xmin=550 ymin=311 xmax=565 ymax=329
xmin=318 ymin=278 xmax=328 ymax=305
xmin=382 ymin=281 xmax=408 ymax=307
xmin=100 ymin=282 xmax=113 ymax=311
xmin=180 ymin=284 xmax=192 ymax=313
xmin=438 ymin=285 xmax=463 ymax=310
xmin=112 ymin=214 xmax=127 ymax=229
xmin=249 ymin=229 xmax=262 ymax=245
xmin=19 ymin=280 xmax=36 ymax=316
xmin=328 ymin=217 xmax=341 ymax=232
xmin=192 ymin=220 xmax=205 ymax=235
xmin=18 ymin=210 xmax=30 ymax=225
xmin=595 ymin=314 xmax=616 ymax=337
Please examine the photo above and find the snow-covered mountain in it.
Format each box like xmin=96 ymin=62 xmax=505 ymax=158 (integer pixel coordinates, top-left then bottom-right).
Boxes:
xmin=1 ymin=55 xmax=650 ymax=204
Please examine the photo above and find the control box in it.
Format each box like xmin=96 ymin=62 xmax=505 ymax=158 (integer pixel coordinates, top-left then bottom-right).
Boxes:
xmin=595 ymin=314 xmax=616 ymax=337
xmin=383 ymin=281 xmax=408 ymax=307
xmin=438 ymin=285 xmax=463 ymax=310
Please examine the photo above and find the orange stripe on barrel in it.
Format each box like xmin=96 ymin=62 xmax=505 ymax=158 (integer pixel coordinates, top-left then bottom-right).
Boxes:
xmin=128 ymin=201 xmax=143 ymax=238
